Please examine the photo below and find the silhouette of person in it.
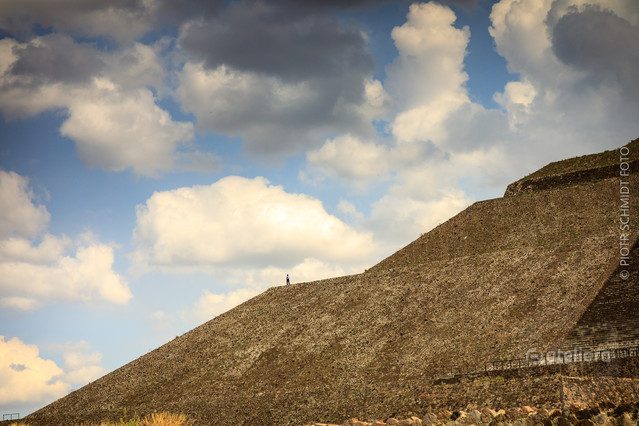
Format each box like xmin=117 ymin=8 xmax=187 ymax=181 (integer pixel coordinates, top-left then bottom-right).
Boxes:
xmin=286 ymin=274 xmax=290 ymax=285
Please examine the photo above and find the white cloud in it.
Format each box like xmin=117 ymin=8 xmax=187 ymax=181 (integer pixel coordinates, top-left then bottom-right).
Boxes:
xmin=0 ymin=236 xmax=132 ymax=311
xmin=307 ymin=135 xmax=392 ymax=184
xmin=48 ymin=341 xmax=107 ymax=387
xmin=177 ymin=61 xmax=388 ymax=159
xmin=0 ymin=234 xmax=72 ymax=264
xmin=0 ymin=336 xmax=66 ymax=408
xmin=0 ymin=337 xmax=107 ymax=413
xmin=489 ymin=0 xmax=561 ymax=83
xmin=0 ymin=37 xmax=196 ymax=177
xmin=488 ymin=0 xmax=639 ymax=163
xmin=60 ymin=80 xmax=194 ymax=176
xmin=386 ymin=2 xmax=470 ymax=147
xmin=132 ymin=176 xmax=378 ymax=273
xmin=493 ymin=79 xmax=537 ymax=129
xmin=0 ymin=171 xmax=50 ymax=239
xmin=369 ymin=189 xmax=472 ymax=247
xmin=0 ymin=171 xmax=131 ymax=311
xmin=305 ymin=3 xmax=485 ymax=250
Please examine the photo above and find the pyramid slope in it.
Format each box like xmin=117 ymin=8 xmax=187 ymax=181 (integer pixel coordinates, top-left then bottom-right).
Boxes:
xmin=560 ymin=238 xmax=639 ymax=352
xmin=25 ymin=151 xmax=638 ymax=425
xmin=504 ymin=138 xmax=638 ymax=196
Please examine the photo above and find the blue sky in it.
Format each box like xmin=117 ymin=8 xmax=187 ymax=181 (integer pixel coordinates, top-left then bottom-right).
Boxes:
xmin=1 ymin=0 xmax=639 ymax=416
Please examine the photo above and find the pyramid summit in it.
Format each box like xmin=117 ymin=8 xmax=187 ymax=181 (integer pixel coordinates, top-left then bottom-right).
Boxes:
xmin=23 ymin=138 xmax=639 ymax=425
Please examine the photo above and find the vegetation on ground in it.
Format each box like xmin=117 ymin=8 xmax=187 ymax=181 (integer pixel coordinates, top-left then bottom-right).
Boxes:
xmin=9 ymin=412 xmax=192 ymax=426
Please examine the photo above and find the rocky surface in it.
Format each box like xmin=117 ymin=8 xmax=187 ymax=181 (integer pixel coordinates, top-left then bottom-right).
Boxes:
xmin=504 ymin=138 xmax=639 ymax=197
xmin=308 ymin=400 xmax=639 ymax=425
xmin=24 ymin=141 xmax=639 ymax=425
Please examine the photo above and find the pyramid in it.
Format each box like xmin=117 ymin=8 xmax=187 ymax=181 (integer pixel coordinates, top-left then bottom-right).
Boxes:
xmin=24 ymin=139 xmax=639 ymax=425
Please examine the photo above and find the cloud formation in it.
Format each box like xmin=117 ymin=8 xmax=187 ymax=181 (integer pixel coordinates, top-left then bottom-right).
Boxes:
xmin=551 ymin=5 xmax=639 ymax=100
xmin=176 ymin=0 xmax=390 ymax=158
xmin=48 ymin=341 xmax=107 ymax=387
xmin=0 ymin=0 xmax=152 ymax=44
xmin=179 ymin=2 xmax=374 ymax=82
xmin=0 ymin=0 xmax=226 ymax=44
xmin=307 ymin=2 xmax=480 ymax=247
xmin=0 ymin=36 xmax=203 ymax=176
xmin=309 ymin=0 xmax=639 ymax=252
xmin=0 ymin=336 xmax=65 ymax=408
xmin=0 ymin=171 xmax=49 ymax=239
xmin=0 ymin=171 xmax=131 ymax=311
xmin=385 ymin=2 xmax=471 ymax=147
xmin=307 ymin=134 xmax=393 ymax=184
xmin=0 ymin=337 xmax=106 ymax=412
xmin=488 ymin=0 xmax=639 ymax=164
xmin=132 ymin=176 xmax=377 ymax=274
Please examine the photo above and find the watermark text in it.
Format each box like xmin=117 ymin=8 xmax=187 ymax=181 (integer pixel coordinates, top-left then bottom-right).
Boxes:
xmin=619 ymin=146 xmax=631 ymax=280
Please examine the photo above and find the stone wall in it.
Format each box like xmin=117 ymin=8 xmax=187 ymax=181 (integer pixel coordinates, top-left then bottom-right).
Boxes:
xmin=419 ymin=375 xmax=563 ymax=412
xmin=309 ymin=401 xmax=639 ymax=426
xmin=420 ymin=357 xmax=639 ymax=412
xmin=564 ymin=376 xmax=639 ymax=408
xmin=560 ymin=238 xmax=639 ymax=352
xmin=419 ymin=375 xmax=639 ymax=414
xmin=504 ymin=161 xmax=637 ymax=196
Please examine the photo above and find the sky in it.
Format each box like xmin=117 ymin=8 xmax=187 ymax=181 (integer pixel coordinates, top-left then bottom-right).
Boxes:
xmin=1 ymin=0 xmax=639 ymax=417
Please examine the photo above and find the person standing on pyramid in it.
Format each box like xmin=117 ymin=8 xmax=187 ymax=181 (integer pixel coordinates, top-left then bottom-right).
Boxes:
xmin=286 ymin=274 xmax=290 ymax=285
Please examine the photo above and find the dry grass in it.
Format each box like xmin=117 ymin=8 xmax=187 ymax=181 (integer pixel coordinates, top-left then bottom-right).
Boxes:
xmin=140 ymin=412 xmax=192 ymax=426
xmin=9 ymin=412 xmax=192 ymax=426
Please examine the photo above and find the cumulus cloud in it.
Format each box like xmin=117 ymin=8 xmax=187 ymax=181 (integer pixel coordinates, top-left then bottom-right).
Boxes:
xmin=59 ymin=80 xmax=194 ymax=176
xmin=176 ymin=0 xmax=389 ymax=158
xmin=8 ymin=34 xmax=104 ymax=85
xmin=0 ymin=171 xmax=131 ymax=311
xmin=306 ymin=134 xmax=393 ymax=184
xmin=306 ymin=2 xmax=483 ymax=247
xmin=0 ymin=337 xmax=106 ymax=413
xmin=48 ymin=341 xmax=107 ymax=387
xmin=385 ymin=2 xmax=470 ymax=146
xmin=177 ymin=62 xmax=389 ymax=159
xmin=0 ymin=171 xmax=49 ymax=239
xmin=132 ymin=176 xmax=377 ymax=274
xmin=550 ymin=5 xmax=639 ymax=100
xmin=318 ymin=0 xmax=639 ymax=225
xmin=0 ymin=336 xmax=66 ymax=409
xmin=0 ymin=0 xmax=153 ymax=44
xmin=307 ymin=0 xmax=639 ymax=251
xmin=0 ymin=36 xmax=199 ymax=176
xmin=0 ymin=0 xmax=225 ymax=44
xmin=0 ymin=240 xmax=132 ymax=310
xmin=179 ymin=1 xmax=373 ymax=82
xmin=489 ymin=0 xmax=639 ymax=163
xmin=314 ymin=0 xmax=639 ymax=213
